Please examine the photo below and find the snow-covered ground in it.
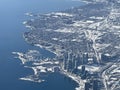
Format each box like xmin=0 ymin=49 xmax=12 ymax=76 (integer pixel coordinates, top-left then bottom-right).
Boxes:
xmin=78 ymin=65 xmax=100 ymax=73
xmin=102 ymin=60 xmax=120 ymax=90
xmin=12 ymin=50 xmax=60 ymax=83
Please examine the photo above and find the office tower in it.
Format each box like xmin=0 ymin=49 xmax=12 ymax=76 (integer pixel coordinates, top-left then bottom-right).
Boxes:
xmin=82 ymin=53 xmax=88 ymax=64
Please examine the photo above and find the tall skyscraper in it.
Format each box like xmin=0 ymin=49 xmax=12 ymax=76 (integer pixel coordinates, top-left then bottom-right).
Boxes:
xmin=82 ymin=53 xmax=88 ymax=64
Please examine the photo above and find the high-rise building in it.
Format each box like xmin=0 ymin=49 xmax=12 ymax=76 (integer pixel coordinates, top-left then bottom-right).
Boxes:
xmin=82 ymin=53 xmax=88 ymax=64
xmin=67 ymin=59 xmax=73 ymax=72
xmin=85 ymin=82 xmax=90 ymax=90
xmin=93 ymin=80 xmax=98 ymax=90
xmin=81 ymin=65 xmax=85 ymax=74
xmin=63 ymin=59 xmax=67 ymax=70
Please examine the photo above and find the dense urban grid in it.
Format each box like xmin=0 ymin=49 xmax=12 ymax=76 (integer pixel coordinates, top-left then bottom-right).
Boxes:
xmin=13 ymin=0 xmax=120 ymax=90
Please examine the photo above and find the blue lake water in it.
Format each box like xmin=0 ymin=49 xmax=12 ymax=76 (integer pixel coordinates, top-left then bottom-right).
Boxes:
xmin=0 ymin=0 xmax=84 ymax=90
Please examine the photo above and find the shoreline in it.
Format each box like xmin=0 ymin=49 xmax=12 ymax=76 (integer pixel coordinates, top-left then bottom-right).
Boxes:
xmin=61 ymin=70 xmax=85 ymax=90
